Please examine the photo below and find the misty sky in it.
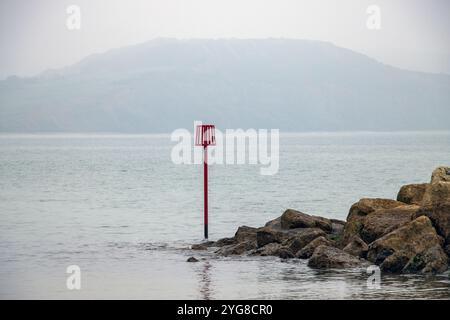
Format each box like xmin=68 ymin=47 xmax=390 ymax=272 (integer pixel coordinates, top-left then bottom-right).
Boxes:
xmin=0 ymin=0 xmax=449 ymax=79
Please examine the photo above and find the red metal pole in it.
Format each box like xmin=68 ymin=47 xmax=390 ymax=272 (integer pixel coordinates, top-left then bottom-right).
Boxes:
xmin=203 ymin=146 xmax=208 ymax=239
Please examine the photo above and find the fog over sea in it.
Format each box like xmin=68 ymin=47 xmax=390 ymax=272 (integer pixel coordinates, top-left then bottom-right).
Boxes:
xmin=1 ymin=131 xmax=449 ymax=299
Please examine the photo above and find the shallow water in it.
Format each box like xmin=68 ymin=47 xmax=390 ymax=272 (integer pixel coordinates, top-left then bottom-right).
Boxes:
xmin=0 ymin=132 xmax=449 ymax=299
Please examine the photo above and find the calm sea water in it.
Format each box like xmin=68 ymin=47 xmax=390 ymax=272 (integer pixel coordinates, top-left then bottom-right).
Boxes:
xmin=0 ymin=132 xmax=449 ymax=299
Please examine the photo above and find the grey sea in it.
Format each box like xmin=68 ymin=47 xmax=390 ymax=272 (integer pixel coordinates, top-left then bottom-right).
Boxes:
xmin=0 ymin=131 xmax=449 ymax=299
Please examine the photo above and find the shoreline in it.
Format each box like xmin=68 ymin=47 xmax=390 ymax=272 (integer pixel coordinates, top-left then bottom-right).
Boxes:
xmin=190 ymin=166 xmax=450 ymax=275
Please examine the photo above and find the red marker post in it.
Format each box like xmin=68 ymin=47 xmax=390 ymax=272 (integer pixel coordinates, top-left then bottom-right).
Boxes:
xmin=195 ymin=125 xmax=216 ymax=239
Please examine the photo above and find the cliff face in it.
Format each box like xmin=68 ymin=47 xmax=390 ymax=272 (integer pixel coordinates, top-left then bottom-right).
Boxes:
xmin=191 ymin=166 xmax=450 ymax=274
xmin=1 ymin=39 xmax=450 ymax=133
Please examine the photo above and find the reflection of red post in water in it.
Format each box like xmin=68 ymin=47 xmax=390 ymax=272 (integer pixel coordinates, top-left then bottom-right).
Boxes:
xmin=195 ymin=125 xmax=216 ymax=239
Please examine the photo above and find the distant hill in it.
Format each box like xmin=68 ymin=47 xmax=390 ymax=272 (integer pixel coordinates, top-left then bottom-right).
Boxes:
xmin=0 ymin=38 xmax=449 ymax=133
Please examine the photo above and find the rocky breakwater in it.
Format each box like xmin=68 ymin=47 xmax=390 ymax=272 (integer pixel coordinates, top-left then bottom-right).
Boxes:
xmin=190 ymin=167 xmax=450 ymax=274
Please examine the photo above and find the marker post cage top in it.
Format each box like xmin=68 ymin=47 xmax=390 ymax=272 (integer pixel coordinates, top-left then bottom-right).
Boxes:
xmin=195 ymin=125 xmax=216 ymax=147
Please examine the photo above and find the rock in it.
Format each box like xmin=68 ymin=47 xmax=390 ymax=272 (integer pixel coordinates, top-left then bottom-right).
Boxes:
xmin=367 ymin=216 xmax=448 ymax=273
xmin=419 ymin=246 xmax=448 ymax=274
xmin=251 ymin=243 xmax=279 ymax=256
xmin=330 ymin=219 xmax=345 ymax=236
xmin=397 ymin=183 xmax=428 ymax=205
xmin=431 ymin=166 xmax=450 ymax=183
xmin=257 ymin=225 xmax=326 ymax=251
xmin=215 ymin=240 xmax=256 ymax=256
xmin=378 ymin=251 xmax=410 ymax=273
xmin=187 ymin=257 xmax=199 ymax=262
xmin=191 ymin=244 xmax=208 ymax=250
xmin=256 ymin=227 xmax=286 ymax=247
xmin=278 ymin=248 xmax=295 ymax=259
xmin=283 ymin=228 xmax=327 ymax=254
xmin=213 ymin=226 xmax=258 ymax=253
xmin=359 ymin=205 xmax=419 ymax=244
xmin=280 ymin=209 xmax=332 ymax=232
xmin=251 ymin=243 xmax=294 ymax=258
xmin=422 ymin=182 xmax=450 ymax=206
xmin=415 ymin=202 xmax=450 ymax=244
xmin=212 ymin=237 xmax=235 ymax=247
xmin=234 ymin=226 xmax=258 ymax=243
xmin=296 ymin=236 xmax=332 ymax=259
xmin=403 ymin=245 xmax=449 ymax=274
xmin=308 ymin=245 xmax=365 ymax=269
xmin=343 ymin=236 xmax=368 ymax=258
xmin=252 ymin=243 xmax=283 ymax=256
xmin=342 ymin=198 xmax=405 ymax=245
xmin=347 ymin=198 xmax=406 ymax=221
xmin=264 ymin=217 xmax=281 ymax=229
xmin=445 ymin=244 xmax=450 ymax=257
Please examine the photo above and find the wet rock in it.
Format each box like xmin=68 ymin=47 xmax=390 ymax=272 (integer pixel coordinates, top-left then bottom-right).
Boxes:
xmin=212 ymin=237 xmax=235 ymax=247
xmin=296 ymin=236 xmax=332 ymax=259
xmin=342 ymin=198 xmax=404 ymax=245
xmin=278 ymin=248 xmax=295 ymax=259
xmin=187 ymin=257 xmax=199 ymax=262
xmin=283 ymin=228 xmax=327 ymax=254
xmin=280 ymin=209 xmax=332 ymax=232
xmin=403 ymin=245 xmax=449 ymax=274
xmin=343 ymin=236 xmax=368 ymax=258
xmin=378 ymin=251 xmax=410 ymax=273
xmin=397 ymin=183 xmax=428 ymax=205
xmin=252 ymin=243 xmax=283 ymax=256
xmin=367 ymin=216 xmax=448 ymax=273
xmin=215 ymin=240 xmax=256 ymax=256
xmin=191 ymin=244 xmax=208 ymax=250
xmin=415 ymin=202 xmax=450 ymax=244
xmin=359 ymin=205 xmax=419 ymax=244
xmin=308 ymin=245 xmax=365 ymax=269
xmin=253 ymin=243 xmax=295 ymax=259
xmin=430 ymin=166 xmax=450 ymax=183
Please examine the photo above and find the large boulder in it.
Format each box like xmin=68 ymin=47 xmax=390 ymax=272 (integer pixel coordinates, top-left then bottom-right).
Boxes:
xmin=403 ymin=245 xmax=449 ymax=274
xmin=359 ymin=205 xmax=419 ymax=243
xmin=256 ymin=227 xmax=288 ymax=247
xmin=367 ymin=216 xmax=448 ymax=273
xmin=343 ymin=236 xmax=368 ymax=258
xmin=415 ymin=202 xmax=450 ymax=245
xmin=264 ymin=217 xmax=282 ymax=229
xmin=397 ymin=183 xmax=428 ymax=205
xmin=346 ymin=198 xmax=405 ymax=221
xmin=422 ymin=166 xmax=450 ymax=206
xmin=212 ymin=237 xmax=235 ymax=247
xmin=342 ymin=198 xmax=406 ymax=245
xmin=280 ymin=209 xmax=332 ymax=232
xmin=250 ymin=242 xmax=295 ymax=258
xmin=422 ymin=182 xmax=450 ymax=206
xmin=431 ymin=166 xmax=450 ymax=183
xmin=282 ymin=228 xmax=327 ymax=254
xmin=308 ymin=245 xmax=365 ymax=269
xmin=296 ymin=236 xmax=332 ymax=259
xmin=234 ymin=226 xmax=258 ymax=243
xmin=215 ymin=240 xmax=257 ymax=256
xmin=208 ymin=226 xmax=257 ymax=248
